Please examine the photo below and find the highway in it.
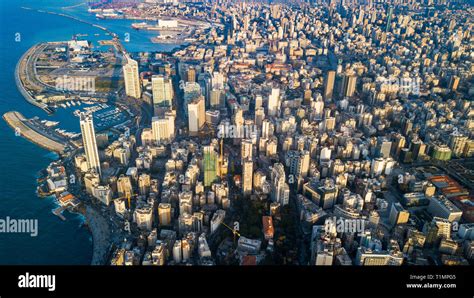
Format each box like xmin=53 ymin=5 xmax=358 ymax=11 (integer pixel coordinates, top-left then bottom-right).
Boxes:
xmin=15 ymin=44 xmax=51 ymax=113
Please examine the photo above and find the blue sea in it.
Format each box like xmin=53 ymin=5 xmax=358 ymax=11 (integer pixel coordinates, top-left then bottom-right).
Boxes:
xmin=0 ymin=0 xmax=178 ymax=264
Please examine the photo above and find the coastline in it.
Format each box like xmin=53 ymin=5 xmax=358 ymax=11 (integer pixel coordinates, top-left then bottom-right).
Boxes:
xmin=8 ymin=4 xmax=184 ymax=266
xmin=14 ymin=44 xmax=53 ymax=114
xmin=82 ymin=206 xmax=112 ymax=265
xmin=9 ymin=7 xmax=118 ymax=266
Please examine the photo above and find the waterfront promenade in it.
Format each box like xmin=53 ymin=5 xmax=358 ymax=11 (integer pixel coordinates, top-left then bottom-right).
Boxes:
xmin=15 ymin=44 xmax=53 ymax=114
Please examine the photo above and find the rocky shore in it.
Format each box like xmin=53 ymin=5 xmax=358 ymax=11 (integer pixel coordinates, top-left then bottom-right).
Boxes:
xmin=83 ymin=206 xmax=111 ymax=265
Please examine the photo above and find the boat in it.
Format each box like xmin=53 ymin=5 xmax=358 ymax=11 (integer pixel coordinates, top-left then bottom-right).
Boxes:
xmin=66 ymin=102 xmax=71 ymax=107
xmin=132 ymin=22 xmax=148 ymax=30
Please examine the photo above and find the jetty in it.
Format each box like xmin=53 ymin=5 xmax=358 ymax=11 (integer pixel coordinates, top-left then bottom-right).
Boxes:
xmin=52 ymin=206 xmax=67 ymax=221
xmin=3 ymin=111 xmax=66 ymax=153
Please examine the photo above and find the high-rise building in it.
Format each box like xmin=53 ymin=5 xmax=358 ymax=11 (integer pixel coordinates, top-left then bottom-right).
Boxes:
xmin=152 ymin=75 xmax=173 ymax=107
xmin=210 ymin=89 xmax=224 ymax=108
xmin=270 ymin=163 xmax=290 ymax=206
xmin=123 ymin=55 xmax=141 ymax=99
xmin=389 ymin=202 xmax=410 ymax=226
xmin=79 ymin=112 xmax=101 ymax=177
xmin=152 ymin=113 xmax=175 ymax=144
xmin=286 ymin=150 xmax=310 ymax=178
xmin=138 ymin=173 xmax=151 ymax=196
xmin=203 ymin=145 xmax=218 ymax=187
xmin=117 ymin=175 xmax=133 ymax=199
xmin=376 ymin=137 xmax=392 ymax=158
xmin=158 ymin=203 xmax=172 ymax=226
xmin=211 ymin=71 xmax=225 ymax=90
xmin=241 ymin=139 xmax=253 ymax=163
xmin=449 ymin=76 xmax=460 ymax=91
xmin=182 ymin=239 xmax=191 ymax=261
xmin=386 ymin=6 xmax=393 ymax=32
xmin=392 ymin=134 xmax=406 ymax=158
xmin=449 ymin=133 xmax=468 ymax=157
xmin=267 ymin=87 xmax=280 ymax=117
xmin=173 ymin=240 xmax=182 ymax=263
xmin=303 ymin=179 xmax=338 ymax=210
xmin=342 ymin=74 xmax=357 ymax=97
xmin=324 ymin=70 xmax=336 ymax=101
xmin=431 ymin=144 xmax=452 ymax=161
xmin=188 ymin=96 xmax=205 ymax=134
xmin=242 ymin=158 xmax=253 ymax=196
xmin=262 ymin=119 xmax=273 ymax=139
xmin=324 ymin=117 xmax=336 ymax=132
xmin=210 ymin=209 xmax=226 ymax=234
xmin=179 ymin=191 xmax=193 ymax=215
xmin=133 ymin=204 xmax=153 ymax=230
xmin=255 ymin=107 xmax=265 ymax=126
xmin=186 ymin=66 xmax=196 ymax=83
xmin=410 ymin=139 xmax=426 ymax=161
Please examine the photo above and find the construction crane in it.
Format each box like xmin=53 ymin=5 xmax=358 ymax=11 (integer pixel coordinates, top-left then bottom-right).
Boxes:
xmin=117 ymin=193 xmax=138 ymax=210
xmin=222 ymin=221 xmax=241 ymax=244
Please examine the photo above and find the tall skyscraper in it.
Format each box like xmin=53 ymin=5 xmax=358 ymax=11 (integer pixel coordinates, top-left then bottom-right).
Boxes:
xmin=203 ymin=145 xmax=218 ymax=187
xmin=183 ymin=82 xmax=202 ymax=113
xmin=267 ymin=87 xmax=280 ymax=117
xmin=123 ymin=55 xmax=141 ymax=99
xmin=385 ymin=6 xmax=393 ymax=33
xmin=80 ymin=112 xmax=101 ymax=177
xmin=324 ymin=70 xmax=336 ymax=101
xmin=152 ymin=113 xmax=175 ymax=144
xmin=242 ymin=158 xmax=253 ymax=196
xmin=152 ymin=75 xmax=173 ymax=107
xmin=270 ymin=163 xmax=290 ymax=206
xmin=342 ymin=74 xmax=357 ymax=97
xmin=188 ymin=95 xmax=205 ymax=134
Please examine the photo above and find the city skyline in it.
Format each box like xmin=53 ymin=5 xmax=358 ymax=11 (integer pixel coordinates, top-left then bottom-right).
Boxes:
xmin=1 ymin=0 xmax=473 ymax=270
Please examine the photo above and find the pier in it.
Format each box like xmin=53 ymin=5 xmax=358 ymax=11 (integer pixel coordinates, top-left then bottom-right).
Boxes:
xmin=3 ymin=111 xmax=66 ymax=153
xmin=52 ymin=206 xmax=67 ymax=221
xmin=22 ymin=7 xmax=119 ymax=39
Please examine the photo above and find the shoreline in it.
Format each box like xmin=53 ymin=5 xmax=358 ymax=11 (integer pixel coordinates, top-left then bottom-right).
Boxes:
xmin=14 ymin=43 xmax=53 ymax=114
xmin=11 ymin=6 xmax=184 ymax=266
xmin=82 ymin=205 xmax=112 ymax=265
